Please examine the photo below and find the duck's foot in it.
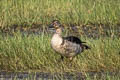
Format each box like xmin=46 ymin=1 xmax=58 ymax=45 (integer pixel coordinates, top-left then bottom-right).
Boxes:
xmin=69 ymin=57 xmax=74 ymax=61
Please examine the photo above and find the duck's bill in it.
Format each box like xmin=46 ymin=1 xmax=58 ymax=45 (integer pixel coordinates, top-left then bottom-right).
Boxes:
xmin=49 ymin=24 xmax=54 ymax=28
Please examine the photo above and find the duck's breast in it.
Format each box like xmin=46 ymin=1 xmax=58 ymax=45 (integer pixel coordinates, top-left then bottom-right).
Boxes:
xmin=51 ymin=34 xmax=63 ymax=52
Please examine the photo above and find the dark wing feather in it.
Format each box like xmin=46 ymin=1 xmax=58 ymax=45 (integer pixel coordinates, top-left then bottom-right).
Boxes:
xmin=63 ymin=36 xmax=86 ymax=44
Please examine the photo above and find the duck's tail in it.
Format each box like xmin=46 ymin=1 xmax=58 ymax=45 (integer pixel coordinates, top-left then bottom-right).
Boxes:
xmin=82 ymin=44 xmax=91 ymax=50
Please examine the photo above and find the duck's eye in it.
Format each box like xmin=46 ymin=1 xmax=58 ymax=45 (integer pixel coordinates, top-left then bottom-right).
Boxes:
xmin=54 ymin=23 xmax=57 ymax=27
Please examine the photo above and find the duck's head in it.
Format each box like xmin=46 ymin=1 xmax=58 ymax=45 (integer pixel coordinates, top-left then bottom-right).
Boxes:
xmin=49 ymin=20 xmax=64 ymax=34
xmin=49 ymin=20 xmax=62 ymax=29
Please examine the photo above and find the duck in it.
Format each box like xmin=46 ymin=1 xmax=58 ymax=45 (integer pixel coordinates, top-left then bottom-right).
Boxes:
xmin=49 ymin=20 xmax=90 ymax=61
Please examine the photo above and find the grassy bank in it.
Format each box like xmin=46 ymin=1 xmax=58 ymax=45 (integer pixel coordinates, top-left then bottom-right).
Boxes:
xmin=0 ymin=0 xmax=120 ymax=28
xmin=0 ymin=33 xmax=120 ymax=72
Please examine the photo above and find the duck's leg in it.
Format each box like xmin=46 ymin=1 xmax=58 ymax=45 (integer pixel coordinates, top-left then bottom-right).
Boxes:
xmin=58 ymin=55 xmax=64 ymax=62
xmin=60 ymin=55 xmax=64 ymax=61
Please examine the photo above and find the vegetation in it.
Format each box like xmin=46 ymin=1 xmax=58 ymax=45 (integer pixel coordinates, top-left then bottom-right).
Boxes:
xmin=0 ymin=32 xmax=120 ymax=79
xmin=0 ymin=33 xmax=119 ymax=72
xmin=0 ymin=0 xmax=120 ymax=28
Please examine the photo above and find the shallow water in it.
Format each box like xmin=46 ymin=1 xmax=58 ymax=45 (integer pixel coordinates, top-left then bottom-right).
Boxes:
xmin=0 ymin=71 xmax=120 ymax=80
xmin=1 ymin=24 xmax=120 ymax=38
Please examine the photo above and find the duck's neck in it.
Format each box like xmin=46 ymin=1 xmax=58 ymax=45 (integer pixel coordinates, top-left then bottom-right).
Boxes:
xmin=53 ymin=28 xmax=62 ymax=41
xmin=51 ymin=28 xmax=63 ymax=45
xmin=55 ymin=28 xmax=62 ymax=36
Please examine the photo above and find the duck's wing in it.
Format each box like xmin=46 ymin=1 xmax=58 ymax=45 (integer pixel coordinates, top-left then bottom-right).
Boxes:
xmin=63 ymin=36 xmax=86 ymax=44
xmin=60 ymin=40 xmax=81 ymax=57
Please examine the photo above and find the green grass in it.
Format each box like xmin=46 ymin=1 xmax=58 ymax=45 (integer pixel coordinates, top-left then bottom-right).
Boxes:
xmin=0 ymin=33 xmax=120 ymax=72
xmin=0 ymin=0 xmax=120 ymax=28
